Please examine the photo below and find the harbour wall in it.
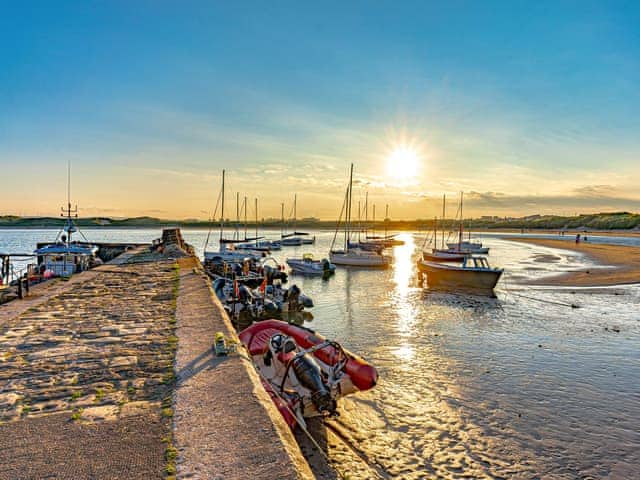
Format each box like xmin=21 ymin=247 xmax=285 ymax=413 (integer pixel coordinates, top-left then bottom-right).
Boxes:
xmin=0 ymin=237 xmax=314 ymax=479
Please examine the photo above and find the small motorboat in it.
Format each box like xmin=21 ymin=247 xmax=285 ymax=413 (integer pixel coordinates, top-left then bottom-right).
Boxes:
xmin=239 ymin=320 xmax=378 ymax=428
xmin=417 ymin=256 xmax=503 ymax=295
xmin=287 ymin=254 xmax=336 ymax=275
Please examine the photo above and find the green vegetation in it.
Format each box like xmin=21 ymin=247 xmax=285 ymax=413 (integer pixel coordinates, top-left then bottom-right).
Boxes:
xmin=70 ymin=390 xmax=82 ymax=401
xmin=1 ymin=211 xmax=638 ymax=231
xmin=71 ymin=408 xmax=83 ymax=421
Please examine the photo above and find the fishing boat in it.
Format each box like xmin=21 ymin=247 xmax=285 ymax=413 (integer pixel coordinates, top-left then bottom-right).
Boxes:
xmin=238 ymin=320 xmax=378 ymax=428
xmin=280 ymin=194 xmax=316 ymax=246
xmin=417 ymin=256 xmax=503 ymax=294
xmin=330 ymin=164 xmax=391 ymax=268
xmin=34 ymin=163 xmax=98 ymax=277
xmin=286 ymin=254 xmax=336 ymax=275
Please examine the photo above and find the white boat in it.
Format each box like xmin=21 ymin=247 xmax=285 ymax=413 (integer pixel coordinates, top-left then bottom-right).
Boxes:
xmin=287 ymin=254 xmax=336 ymax=275
xmin=446 ymin=241 xmax=488 ymax=254
xmin=280 ymin=194 xmax=315 ymax=246
xmin=329 ymin=164 xmax=390 ymax=268
xmin=330 ymin=248 xmax=390 ymax=267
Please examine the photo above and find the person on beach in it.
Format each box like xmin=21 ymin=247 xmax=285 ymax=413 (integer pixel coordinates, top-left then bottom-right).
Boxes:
xmin=576 ymin=234 xmax=581 ymax=243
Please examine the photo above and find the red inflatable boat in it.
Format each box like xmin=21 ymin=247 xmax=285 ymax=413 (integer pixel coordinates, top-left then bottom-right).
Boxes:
xmin=239 ymin=320 xmax=378 ymax=429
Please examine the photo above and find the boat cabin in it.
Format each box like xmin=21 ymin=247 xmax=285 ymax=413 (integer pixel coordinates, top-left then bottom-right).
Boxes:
xmin=462 ymin=256 xmax=492 ymax=270
xmin=34 ymin=243 xmax=98 ymax=277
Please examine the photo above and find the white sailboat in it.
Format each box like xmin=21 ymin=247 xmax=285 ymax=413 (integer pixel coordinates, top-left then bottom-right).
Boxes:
xmin=330 ymin=164 xmax=391 ymax=268
xmin=204 ymin=170 xmax=261 ymax=262
xmin=280 ymin=194 xmax=315 ymax=246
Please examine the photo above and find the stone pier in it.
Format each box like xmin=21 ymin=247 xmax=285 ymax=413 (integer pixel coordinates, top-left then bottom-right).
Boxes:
xmin=0 ymin=240 xmax=312 ymax=479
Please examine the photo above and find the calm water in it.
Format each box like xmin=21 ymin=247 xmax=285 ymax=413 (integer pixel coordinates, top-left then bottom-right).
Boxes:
xmin=2 ymin=228 xmax=639 ymax=479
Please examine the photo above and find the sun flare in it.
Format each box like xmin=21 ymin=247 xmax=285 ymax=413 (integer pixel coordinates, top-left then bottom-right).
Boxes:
xmin=386 ymin=146 xmax=420 ymax=181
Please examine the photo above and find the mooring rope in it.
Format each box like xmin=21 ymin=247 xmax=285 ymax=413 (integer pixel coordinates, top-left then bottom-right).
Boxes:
xmin=501 ymin=275 xmax=580 ymax=309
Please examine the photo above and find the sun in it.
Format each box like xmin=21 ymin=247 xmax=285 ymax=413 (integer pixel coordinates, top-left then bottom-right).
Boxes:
xmin=386 ymin=146 xmax=420 ymax=180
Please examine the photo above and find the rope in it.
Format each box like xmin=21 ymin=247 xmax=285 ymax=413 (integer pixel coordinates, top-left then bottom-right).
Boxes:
xmin=500 ymin=275 xmax=580 ymax=309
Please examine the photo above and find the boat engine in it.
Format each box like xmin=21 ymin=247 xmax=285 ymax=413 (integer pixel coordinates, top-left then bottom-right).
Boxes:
xmin=268 ymin=334 xmax=336 ymax=415
xmin=291 ymin=353 xmax=336 ymax=415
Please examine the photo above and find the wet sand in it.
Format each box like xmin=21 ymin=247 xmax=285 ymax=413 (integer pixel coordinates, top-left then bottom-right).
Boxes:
xmin=508 ymin=237 xmax=640 ymax=286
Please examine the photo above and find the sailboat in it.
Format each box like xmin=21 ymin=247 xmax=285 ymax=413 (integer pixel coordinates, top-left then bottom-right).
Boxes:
xmin=444 ymin=192 xmax=489 ymax=254
xmin=236 ymin=198 xmax=281 ymax=252
xmin=34 ymin=162 xmax=98 ymax=277
xmin=329 ymin=164 xmax=391 ymax=268
xmin=204 ymin=171 xmax=262 ymax=263
xmin=280 ymin=194 xmax=315 ymax=246
xmin=365 ymin=204 xmax=404 ymax=247
xmin=422 ymin=194 xmax=467 ymax=262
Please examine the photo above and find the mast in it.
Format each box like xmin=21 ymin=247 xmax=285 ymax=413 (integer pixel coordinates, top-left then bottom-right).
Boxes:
xmin=281 ymin=202 xmax=285 ymax=238
xmin=458 ymin=191 xmax=464 ymax=249
xmin=293 ymin=194 xmax=297 ymax=233
xmin=441 ymin=194 xmax=446 ymax=249
xmin=372 ymin=204 xmax=376 ymax=238
xmin=235 ymin=192 xmax=240 ymax=240
xmin=255 ymin=198 xmax=259 ymax=243
xmin=243 ymin=195 xmax=248 ymax=239
xmin=357 ymin=200 xmax=361 ymax=242
xmin=384 ymin=204 xmax=389 ymax=238
xmin=364 ymin=191 xmax=368 ymax=240
xmin=219 ymin=170 xmax=225 ymax=242
xmin=345 ymin=163 xmax=353 ymax=251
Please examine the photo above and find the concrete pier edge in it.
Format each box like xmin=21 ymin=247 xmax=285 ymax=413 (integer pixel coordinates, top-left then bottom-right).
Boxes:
xmin=172 ymin=256 xmax=314 ymax=479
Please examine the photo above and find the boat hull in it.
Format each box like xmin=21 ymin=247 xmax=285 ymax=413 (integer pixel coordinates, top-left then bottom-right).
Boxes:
xmin=329 ymin=251 xmax=390 ymax=268
xmin=286 ymin=258 xmax=335 ymax=275
xmin=417 ymin=260 xmax=502 ymax=294
xmin=239 ymin=320 xmax=378 ymax=428
xmin=422 ymin=251 xmax=466 ymax=262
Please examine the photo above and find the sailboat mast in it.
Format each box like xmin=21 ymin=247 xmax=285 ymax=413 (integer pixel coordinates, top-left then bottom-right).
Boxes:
xmin=441 ymin=194 xmax=446 ymax=249
xmin=385 ymin=204 xmax=389 ymax=238
xmin=281 ymin=202 xmax=285 ymax=238
xmin=293 ymin=194 xmax=297 ymax=233
xmin=458 ymin=191 xmax=464 ymax=248
xmin=345 ymin=163 xmax=353 ymax=251
xmin=372 ymin=204 xmax=376 ymax=238
xmin=219 ymin=170 xmax=225 ymax=242
xmin=243 ymin=195 xmax=248 ymax=239
xmin=255 ymin=198 xmax=258 ymax=241
xmin=364 ymin=191 xmax=368 ymax=239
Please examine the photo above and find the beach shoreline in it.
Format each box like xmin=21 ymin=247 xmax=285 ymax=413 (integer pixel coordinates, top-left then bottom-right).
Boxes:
xmin=507 ymin=237 xmax=640 ymax=287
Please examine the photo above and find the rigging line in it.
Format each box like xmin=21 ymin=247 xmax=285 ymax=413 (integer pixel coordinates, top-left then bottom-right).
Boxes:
xmin=203 ymin=189 xmax=222 ymax=252
xmin=330 ymin=187 xmax=349 ymax=251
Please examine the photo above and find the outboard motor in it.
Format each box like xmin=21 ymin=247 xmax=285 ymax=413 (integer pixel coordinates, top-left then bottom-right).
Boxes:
xmin=287 ymin=284 xmax=303 ymax=312
xmin=291 ymin=353 xmax=336 ymax=414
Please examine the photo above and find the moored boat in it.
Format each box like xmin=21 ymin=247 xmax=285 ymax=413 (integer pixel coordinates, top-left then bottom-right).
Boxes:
xmin=329 ymin=164 xmax=391 ymax=268
xmin=286 ymin=254 xmax=336 ymax=275
xmin=417 ymin=256 xmax=503 ymax=295
xmin=239 ymin=319 xmax=378 ymax=428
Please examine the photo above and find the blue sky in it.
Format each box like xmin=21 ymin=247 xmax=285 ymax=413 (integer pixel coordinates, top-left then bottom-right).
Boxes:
xmin=1 ymin=1 xmax=639 ymax=218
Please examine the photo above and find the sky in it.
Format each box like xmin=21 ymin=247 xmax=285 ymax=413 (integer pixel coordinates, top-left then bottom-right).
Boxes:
xmin=1 ymin=1 xmax=639 ymax=220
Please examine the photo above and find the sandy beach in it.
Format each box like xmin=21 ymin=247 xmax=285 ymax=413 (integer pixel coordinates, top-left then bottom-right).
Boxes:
xmin=508 ymin=237 xmax=640 ymax=286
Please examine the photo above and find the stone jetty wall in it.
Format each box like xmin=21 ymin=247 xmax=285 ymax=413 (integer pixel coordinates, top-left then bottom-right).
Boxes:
xmin=0 ymin=232 xmax=313 ymax=480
